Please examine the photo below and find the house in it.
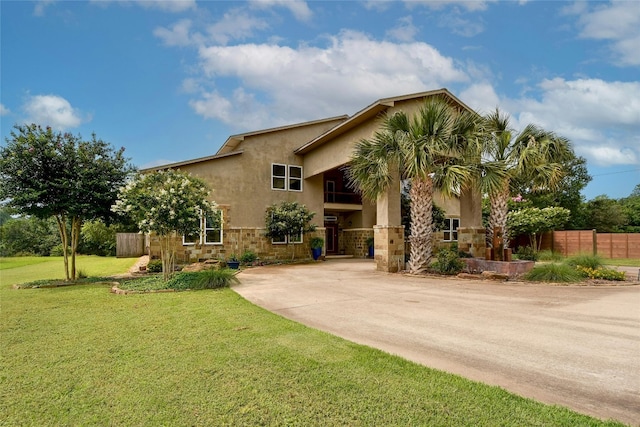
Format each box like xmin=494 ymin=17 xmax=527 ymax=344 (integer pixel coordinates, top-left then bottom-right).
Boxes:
xmin=144 ymin=89 xmax=486 ymax=272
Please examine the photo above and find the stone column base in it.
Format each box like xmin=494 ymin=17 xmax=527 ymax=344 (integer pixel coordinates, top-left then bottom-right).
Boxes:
xmin=374 ymin=225 xmax=405 ymax=272
xmin=457 ymin=227 xmax=486 ymax=257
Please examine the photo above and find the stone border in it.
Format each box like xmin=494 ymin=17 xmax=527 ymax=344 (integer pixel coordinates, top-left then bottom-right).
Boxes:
xmin=110 ymin=284 xmax=177 ymax=295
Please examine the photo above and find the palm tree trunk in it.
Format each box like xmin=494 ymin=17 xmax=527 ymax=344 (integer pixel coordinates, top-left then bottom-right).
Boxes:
xmin=408 ymin=176 xmax=434 ymax=273
xmin=488 ymin=180 xmax=510 ymax=249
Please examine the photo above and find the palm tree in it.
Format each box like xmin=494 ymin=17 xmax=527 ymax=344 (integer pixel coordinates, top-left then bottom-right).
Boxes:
xmin=348 ymin=98 xmax=478 ymax=273
xmin=480 ymin=109 xmax=574 ymax=249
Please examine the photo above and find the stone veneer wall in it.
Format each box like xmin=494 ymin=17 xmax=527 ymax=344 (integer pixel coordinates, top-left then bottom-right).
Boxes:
xmin=374 ymin=225 xmax=405 ymax=272
xmin=148 ymin=228 xmax=326 ymax=263
xmin=456 ymin=227 xmax=486 ymax=257
xmin=342 ymin=228 xmax=374 ymax=258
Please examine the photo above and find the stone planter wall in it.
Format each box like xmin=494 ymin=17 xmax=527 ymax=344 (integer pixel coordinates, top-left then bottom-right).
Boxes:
xmin=462 ymin=258 xmax=534 ymax=277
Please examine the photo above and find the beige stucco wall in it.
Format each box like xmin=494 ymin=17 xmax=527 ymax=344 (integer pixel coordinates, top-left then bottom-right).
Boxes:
xmin=173 ymin=118 xmax=343 ymax=229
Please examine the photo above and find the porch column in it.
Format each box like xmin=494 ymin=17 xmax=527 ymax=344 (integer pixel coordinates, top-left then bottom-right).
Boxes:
xmin=458 ymin=187 xmax=485 ymax=257
xmin=374 ymin=170 xmax=405 ymax=272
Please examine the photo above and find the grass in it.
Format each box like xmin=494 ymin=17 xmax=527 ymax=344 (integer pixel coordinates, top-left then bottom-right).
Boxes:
xmin=564 ymin=254 xmax=603 ymax=270
xmin=0 ymin=256 xmax=138 ymax=286
xmin=602 ymin=258 xmax=640 ymax=267
xmin=1 ymin=261 xmax=626 ymax=426
xmin=524 ymin=263 xmax=586 ymax=283
xmin=118 ymin=269 xmax=240 ymax=291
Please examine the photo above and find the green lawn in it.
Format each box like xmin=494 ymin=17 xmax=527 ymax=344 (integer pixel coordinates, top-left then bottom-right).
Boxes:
xmin=0 ymin=256 xmax=138 ymax=286
xmin=2 ymin=270 xmax=626 ymax=426
xmin=601 ymin=258 xmax=640 ymax=267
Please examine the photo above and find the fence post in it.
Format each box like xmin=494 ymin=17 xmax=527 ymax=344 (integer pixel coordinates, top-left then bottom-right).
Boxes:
xmin=592 ymin=229 xmax=597 ymax=256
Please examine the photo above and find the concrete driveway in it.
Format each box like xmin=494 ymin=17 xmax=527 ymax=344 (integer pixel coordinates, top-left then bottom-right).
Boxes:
xmin=233 ymin=259 xmax=640 ymax=425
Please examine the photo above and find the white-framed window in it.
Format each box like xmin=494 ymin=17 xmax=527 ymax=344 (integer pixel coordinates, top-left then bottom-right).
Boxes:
xmin=271 ymin=229 xmax=303 ymax=245
xmin=271 ymin=235 xmax=287 ymax=245
xmin=288 ymin=165 xmax=303 ymax=192
xmin=183 ymin=215 xmax=201 ymax=245
xmin=289 ymin=229 xmax=303 ymax=243
xmin=182 ymin=210 xmax=224 ymax=245
xmin=443 ymin=218 xmax=460 ymax=241
xmin=204 ymin=210 xmax=223 ymax=245
xmin=272 ymin=163 xmax=287 ymax=190
xmin=271 ymin=163 xmax=303 ymax=191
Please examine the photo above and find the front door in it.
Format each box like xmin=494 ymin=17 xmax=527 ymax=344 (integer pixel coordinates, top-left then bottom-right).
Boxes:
xmin=325 ymin=225 xmax=338 ymax=254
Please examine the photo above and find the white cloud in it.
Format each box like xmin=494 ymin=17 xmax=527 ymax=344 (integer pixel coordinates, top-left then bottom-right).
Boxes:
xmin=569 ymin=1 xmax=640 ymax=66
xmin=458 ymin=82 xmax=500 ymax=114
xmin=91 ymin=0 xmax=196 ymax=13
xmin=438 ymin=13 xmax=485 ymax=37
xmin=250 ymin=0 xmax=312 ymax=22
xmin=190 ymin=30 xmax=469 ymax=129
xmin=153 ymin=19 xmax=194 ymax=47
xmin=22 ymin=94 xmax=87 ymax=130
xmin=33 ymin=0 xmax=55 ymax=16
xmin=579 ymin=145 xmax=638 ymax=166
xmin=0 ymin=104 xmax=10 ymax=116
xmin=386 ymin=16 xmax=419 ymax=42
xmin=206 ymin=9 xmax=269 ymax=45
xmin=506 ymin=78 xmax=640 ymax=167
xmin=405 ymin=0 xmax=494 ymax=12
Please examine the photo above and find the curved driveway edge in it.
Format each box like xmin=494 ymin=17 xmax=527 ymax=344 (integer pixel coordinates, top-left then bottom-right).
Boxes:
xmin=233 ymin=259 xmax=640 ymax=426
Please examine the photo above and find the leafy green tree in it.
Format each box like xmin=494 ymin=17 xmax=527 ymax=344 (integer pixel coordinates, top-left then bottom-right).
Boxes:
xmin=0 ymin=215 xmax=59 ymax=256
xmin=584 ymin=195 xmax=627 ymax=232
xmin=0 ymin=124 xmax=133 ymax=280
xmin=619 ymin=184 xmax=640 ymax=232
xmin=113 ymin=169 xmax=216 ymax=280
xmin=264 ymin=201 xmax=316 ymax=260
xmin=479 ymin=109 xmax=574 ymax=248
xmin=348 ymin=98 xmax=479 ymax=273
xmin=515 ymin=156 xmax=591 ymax=230
xmin=0 ymin=207 xmax=12 ymax=226
xmin=507 ymin=207 xmax=570 ymax=251
xmin=78 ymin=220 xmax=117 ymax=256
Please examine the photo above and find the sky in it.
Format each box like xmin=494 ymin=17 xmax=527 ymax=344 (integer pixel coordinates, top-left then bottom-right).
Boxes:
xmin=1 ymin=0 xmax=639 ymax=200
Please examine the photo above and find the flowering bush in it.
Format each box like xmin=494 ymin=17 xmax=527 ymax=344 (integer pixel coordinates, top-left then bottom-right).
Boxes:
xmin=113 ymin=169 xmax=216 ymax=280
xmin=575 ymin=266 xmax=626 ymax=281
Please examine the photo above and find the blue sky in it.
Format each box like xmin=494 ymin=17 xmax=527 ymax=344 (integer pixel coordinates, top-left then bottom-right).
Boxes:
xmin=1 ymin=0 xmax=639 ymax=200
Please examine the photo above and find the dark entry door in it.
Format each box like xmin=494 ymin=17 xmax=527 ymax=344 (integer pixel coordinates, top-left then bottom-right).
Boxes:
xmin=325 ymin=225 xmax=338 ymax=254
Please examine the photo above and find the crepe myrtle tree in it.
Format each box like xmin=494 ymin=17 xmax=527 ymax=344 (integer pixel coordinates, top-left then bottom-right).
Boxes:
xmin=113 ymin=169 xmax=216 ymax=280
xmin=264 ymin=201 xmax=316 ymax=260
xmin=0 ymin=124 xmax=133 ymax=280
xmin=507 ymin=206 xmax=570 ymax=252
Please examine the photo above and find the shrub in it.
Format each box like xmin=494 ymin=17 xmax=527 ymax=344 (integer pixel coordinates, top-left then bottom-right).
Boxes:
xmin=564 ymin=254 xmax=602 ymax=270
xmin=240 ymin=250 xmax=257 ymax=265
xmin=50 ymin=244 xmax=66 ymax=257
xmin=524 ymin=263 xmax=584 ymax=283
xmin=514 ymin=246 xmax=537 ymax=261
xmin=431 ymin=247 xmax=465 ymax=275
xmin=310 ymin=237 xmax=324 ymax=249
xmin=365 ymin=236 xmax=374 ymax=248
xmin=147 ymin=259 xmax=163 ymax=273
xmin=167 ymin=269 xmax=239 ymax=290
xmin=536 ymin=250 xmax=563 ymax=262
xmin=575 ymin=266 xmax=626 ymax=281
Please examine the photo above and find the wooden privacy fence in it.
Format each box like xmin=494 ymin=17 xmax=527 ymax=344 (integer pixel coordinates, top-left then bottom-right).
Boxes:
xmin=116 ymin=233 xmax=147 ymax=258
xmin=539 ymin=230 xmax=640 ymax=259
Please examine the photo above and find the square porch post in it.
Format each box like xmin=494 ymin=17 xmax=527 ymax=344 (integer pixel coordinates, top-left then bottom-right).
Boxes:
xmin=374 ymin=170 xmax=405 ymax=272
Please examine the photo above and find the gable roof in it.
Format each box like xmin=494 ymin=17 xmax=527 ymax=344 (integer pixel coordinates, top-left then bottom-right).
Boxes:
xmin=141 ymin=150 xmax=244 ymax=172
xmin=294 ymin=88 xmax=474 ymax=155
xmin=216 ymin=115 xmax=349 ymax=156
